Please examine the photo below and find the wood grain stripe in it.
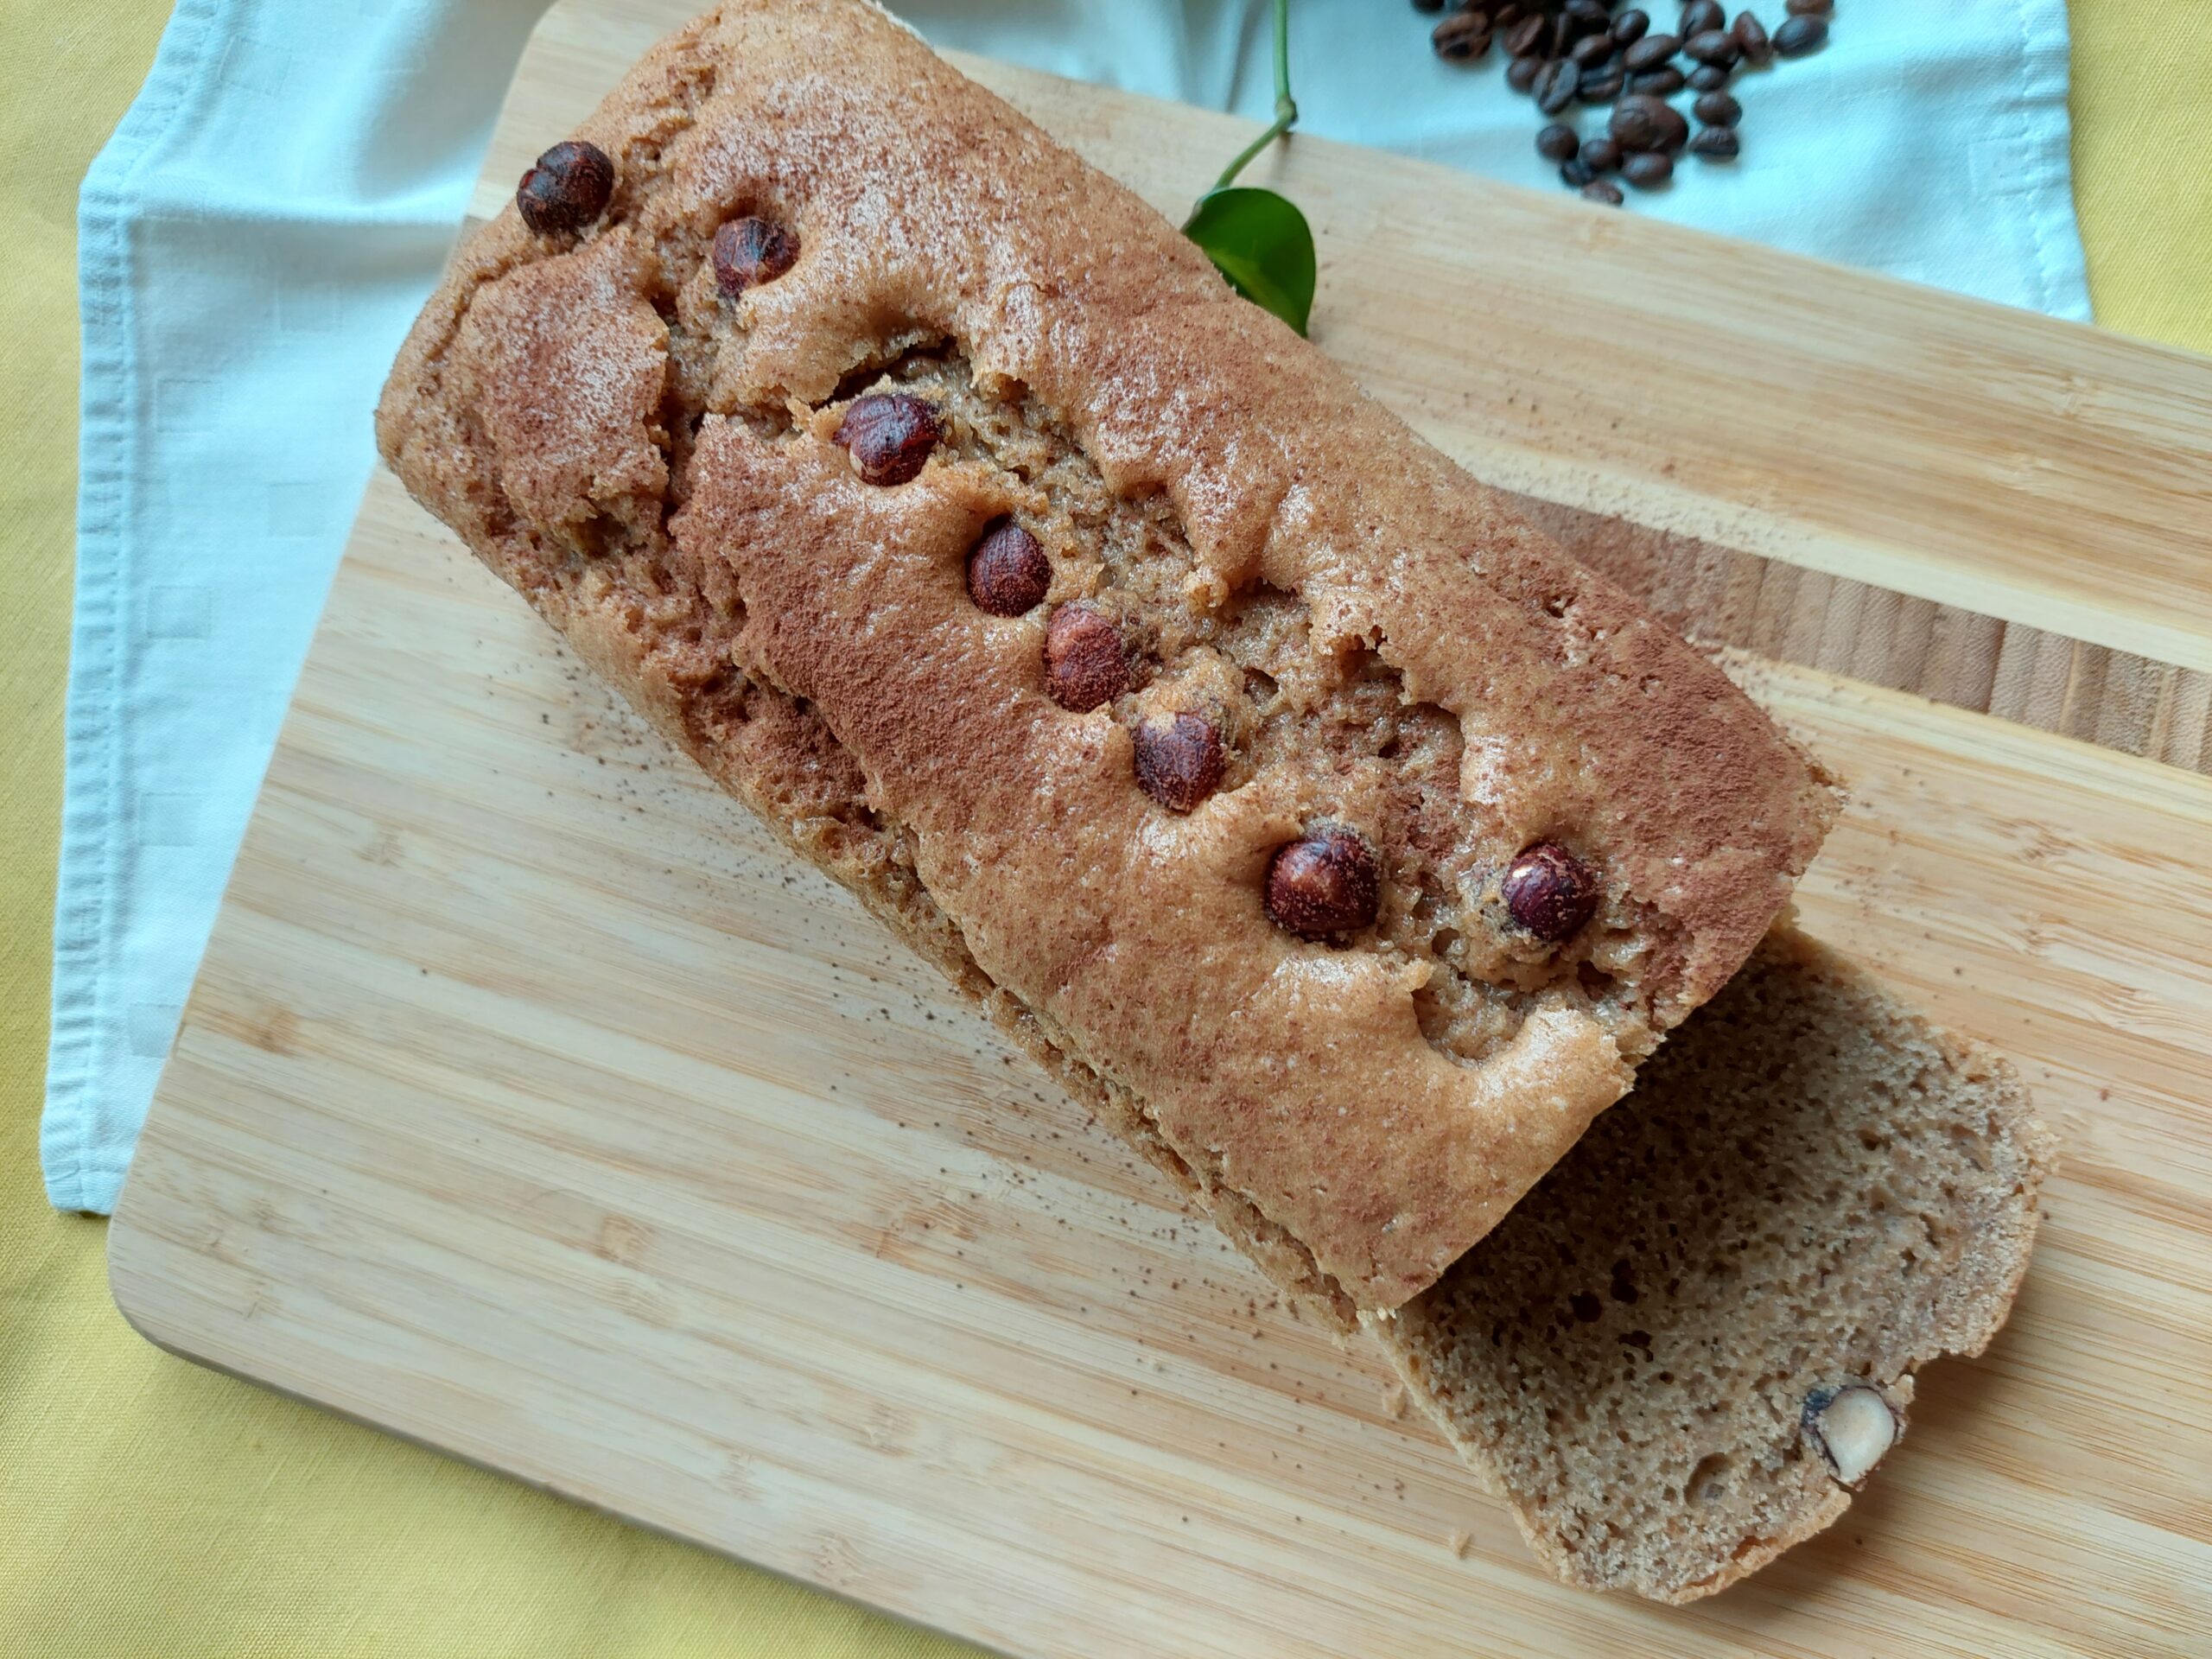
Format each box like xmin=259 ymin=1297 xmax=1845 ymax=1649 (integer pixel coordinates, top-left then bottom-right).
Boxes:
xmin=1520 ymin=497 xmax=2212 ymax=774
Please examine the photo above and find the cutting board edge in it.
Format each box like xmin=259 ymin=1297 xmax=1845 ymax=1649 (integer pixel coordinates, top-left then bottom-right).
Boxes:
xmin=104 ymin=1212 xmax=1015 ymax=1659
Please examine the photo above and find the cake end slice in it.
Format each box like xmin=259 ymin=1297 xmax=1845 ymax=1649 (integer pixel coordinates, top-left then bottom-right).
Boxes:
xmin=1375 ymin=927 xmax=2054 ymax=1601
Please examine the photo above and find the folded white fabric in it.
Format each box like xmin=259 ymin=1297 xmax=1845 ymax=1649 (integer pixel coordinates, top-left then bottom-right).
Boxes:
xmin=49 ymin=0 xmax=2087 ymax=1212
xmin=51 ymin=0 xmax=550 ymax=1212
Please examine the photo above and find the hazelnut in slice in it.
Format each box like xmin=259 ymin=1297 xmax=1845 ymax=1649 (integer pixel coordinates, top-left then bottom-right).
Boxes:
xmin=1501 ymin=839 xmax=1599 ymax=942
xmin=1043 ymin=603 xmax=1129 ymax=712
xmin=1265 ymin=827 xmax=1380 ymax=938
xmin=966 ymin=520 xmax=1052 ymax=616
xmin=1802 ymin=1384 xmax=1899 ymax=1489
xmin=516 ymin=140 xmax=614 ymax=235
xmin=833 ymin=394 xmax=942 ymax=486
xmin=713 ymin=215 xmax=799 ymax=297
xmin=1133 ymin=713 xmax=1225 ymax=813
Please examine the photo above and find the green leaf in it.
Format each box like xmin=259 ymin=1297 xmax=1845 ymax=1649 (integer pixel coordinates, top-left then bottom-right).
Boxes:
xmin=1183 ymin=187 xmax=1317 ymax=337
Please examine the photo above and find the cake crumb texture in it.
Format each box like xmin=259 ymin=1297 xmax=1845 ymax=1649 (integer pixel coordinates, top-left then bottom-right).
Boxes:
xmin=1381 ymin=927 xmax=2053 ymax=1600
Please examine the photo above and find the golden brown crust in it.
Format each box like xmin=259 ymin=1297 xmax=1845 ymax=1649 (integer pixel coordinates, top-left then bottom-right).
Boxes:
xmin=376 ymin=0 xmax=1836 ymax=1311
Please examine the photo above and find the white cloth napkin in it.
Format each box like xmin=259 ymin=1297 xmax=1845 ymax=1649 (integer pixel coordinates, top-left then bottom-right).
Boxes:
xmin=49 ymin=0 xmax=2087 ymax=1212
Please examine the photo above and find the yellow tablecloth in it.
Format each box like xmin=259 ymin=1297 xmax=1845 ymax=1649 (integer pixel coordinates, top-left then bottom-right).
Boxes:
xmin=3 ymin=6 xmax=2204 ymax=1653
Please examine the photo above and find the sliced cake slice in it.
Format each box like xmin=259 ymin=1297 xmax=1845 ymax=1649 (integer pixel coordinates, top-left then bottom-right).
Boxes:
xmin=1376 ymin=926 xmax=2054 ymax=1600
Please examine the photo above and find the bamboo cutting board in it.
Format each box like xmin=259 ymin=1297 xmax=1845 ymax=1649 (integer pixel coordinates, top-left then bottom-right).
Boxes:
xmin=111 ymin=4 xmax=2212 ymax=1656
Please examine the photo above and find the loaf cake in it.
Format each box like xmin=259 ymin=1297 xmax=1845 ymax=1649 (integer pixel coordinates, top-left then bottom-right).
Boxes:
xmin=378 ymin=0 xmax=1839 ymax=1323
xmin=1379 ymin=927 xmax=2053 ymax=1600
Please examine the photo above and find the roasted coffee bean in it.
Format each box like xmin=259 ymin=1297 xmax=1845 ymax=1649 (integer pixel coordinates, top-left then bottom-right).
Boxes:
xmin=1610 ymin=92 xmax=1688 ymax=151
xmin=515 ymin=141 xmax=613 ymax=236
xmin=1579 ymin=64 xmax=1626 ymax=100
xmin=1689 ymin=124 xmax=1741 ymax=159
xmin=1502 ymin=842 xmax=1600 ymax=942
xmin=966 ymin=520 xmax=1052 ymax=616
xmin=1433 ymin=13 xmax=1492 ymax=60
xmin=1733 ymin=10 xmax=1772 ymax=63
xmin=1581 ymin=178 xmax=1626 ymax=206
xmin=1265 ymin=827 xmax=1381 ymax=938
xmin=1505 ymin=12 xmax=1548 ymax=56
xmin=1535 ymin=58 xmax=1581 ymax=114
xmin=1571 ymin=31 xmax=1617 ymax=67
xmin=1398 ymin=0 xmax=1817 ymax=206
xmin=1133 ymin=713 xmax=1226 ymax=814
xmin=1684 ymin=27 xmax=1740 ymax=64
xmin=1694 ymin=89 xmax=1742 ymax=124
xmin=1772 ymin=14 xmax=1827 ymax=54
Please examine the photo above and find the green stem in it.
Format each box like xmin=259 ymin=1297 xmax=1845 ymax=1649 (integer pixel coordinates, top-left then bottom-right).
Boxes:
xmin=1212 ymin=0 xmax=1297 ymax=191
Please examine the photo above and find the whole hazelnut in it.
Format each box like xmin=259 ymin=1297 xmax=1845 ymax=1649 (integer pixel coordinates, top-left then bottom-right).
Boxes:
xmin=1133 ymin=713 xmax=1226 ymax=813
xmin=1501 ymin=840 xmax=1600 ymax=942
xmin=712 ymin=215 xmax=799 ymax=297
xmin=516 ymin=140 xmax=614 ymax=236
xmin=1043 ymin=604 xmax=1129 ymax=712
xmin=966 ymin=520 xmax=1052 ymax=616
xmin=1265 ymin=827 xmax=1380 ymax=938
xmin=1802 ymin=1385 xmax=1900 ymax=1489
xmin=833 ymin=394 xmax=942 ymax=486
